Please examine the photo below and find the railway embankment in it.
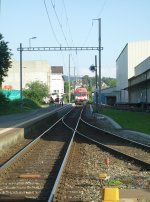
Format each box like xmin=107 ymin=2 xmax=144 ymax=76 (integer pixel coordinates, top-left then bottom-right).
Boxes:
xmin=87 ymin=104 xmax=150 ymax=146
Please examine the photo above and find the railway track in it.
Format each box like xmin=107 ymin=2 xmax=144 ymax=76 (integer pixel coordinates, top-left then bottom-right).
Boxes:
xmin=51 ymin=106 xmax=150 ymax=201
xmin=52 ymin=134 xmax=150 ymax=201
xmin=0 ymin=107 xmax=80 ymax=201
xmin=0 ymin=106 xmax=71 ymax=167
xmin=0 ymin=106 xmax=149 ymax=201
xmin=77 ymin=114 xmax=150 ymax=169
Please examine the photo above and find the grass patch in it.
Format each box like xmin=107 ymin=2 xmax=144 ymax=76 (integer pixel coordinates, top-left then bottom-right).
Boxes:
xmin=99 ymin=107 xmax=150 ymax=134
xmin=0 ymin=99 xmax=41 ymax=115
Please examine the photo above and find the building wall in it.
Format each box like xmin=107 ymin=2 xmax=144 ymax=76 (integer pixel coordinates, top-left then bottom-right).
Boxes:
xmin=2 ymin=60 xmax=51 ymax=92
xmin=116 ymin=40 xmax=150 ymax=103
xmin=147 ymin=82 xmax=150 ymax=102
xmin=128 ymin=41 xmax=150 ymax=78
xmin=116 ymin=44 xmax=128 ymax=102
xmin=128 ymin=70 xmax=150 ymax=103
xmin=135 ymin=56 xmax=150 ymax=76
xmin=50 ymin=73 xmax=64 ymax=97
xmin=116 ymin=45 xmax=128 ymax=91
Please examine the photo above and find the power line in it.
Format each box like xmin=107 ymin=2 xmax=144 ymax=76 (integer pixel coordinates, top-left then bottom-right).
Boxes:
xmin=62 ymin=0 xmax=74 ymax=47
xmin=0 ymin=0 xmax=1 ymax=16
xmin=50 ymin=0 xmax=69 ymax=47
xmin=82 ymin=0 xmax=107 ymax=47
xmin=43 ymin=0 xmax=60 ymax=45
xmin=82 ymin=22 xmax=94 ymax=46
xmin=43 ymin=0 xmax=66 ymax=70
xmin=50 ymin=0 xmax=77 ymax=73
xmin=61 ymin=0 xmax=78 ymax=72
xmin=97 ymin=0 xmax=108 ymax=18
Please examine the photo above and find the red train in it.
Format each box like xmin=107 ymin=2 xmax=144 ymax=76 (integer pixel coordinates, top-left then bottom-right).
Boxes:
xmin=74 ymin=87 xmax=88 ymax=105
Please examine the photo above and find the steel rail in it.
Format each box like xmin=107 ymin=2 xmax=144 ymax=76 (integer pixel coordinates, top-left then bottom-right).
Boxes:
xmin=48 ymin=107 xmax=150 ymax=201
xmin=0 ymin=107 xmax=73 ymax=171
xmin=48 ymin=107 xmax=84 ymax=202
xmin=80 ymin=117 xmax=150 ymax=150
xmin=76 ymin=129 xmax=150 ymax=170
xmin=62 ymin=107 xmax=150 ymax=169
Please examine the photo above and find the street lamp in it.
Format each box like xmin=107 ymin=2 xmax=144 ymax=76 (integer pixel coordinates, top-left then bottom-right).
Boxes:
xmin=29 ymin=37 xmax=37 ymax=48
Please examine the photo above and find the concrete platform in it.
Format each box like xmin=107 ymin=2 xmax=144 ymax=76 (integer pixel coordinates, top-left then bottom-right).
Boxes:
xmin=0 ymin=105 xmax=57 ymax=133
xmin=0 ymin=105 xmax=67 ymax=151
xmin=120 ymin=189 xmax=150 ymax=199
xmin=120 ymin=199 xmax=138 ymax=202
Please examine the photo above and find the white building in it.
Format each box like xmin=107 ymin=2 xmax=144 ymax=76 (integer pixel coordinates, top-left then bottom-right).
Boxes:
xmin=2 ymin=60 xmax=51 ymax=92
xmin=116 ymin=40 xmax=150 ymax=102
xmin=50 ymin=66 xmax=64 ymax=99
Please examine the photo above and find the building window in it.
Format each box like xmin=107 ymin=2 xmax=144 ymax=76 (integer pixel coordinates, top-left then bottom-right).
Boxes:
xmin=53 ymin=90 xmax=59 ymax=93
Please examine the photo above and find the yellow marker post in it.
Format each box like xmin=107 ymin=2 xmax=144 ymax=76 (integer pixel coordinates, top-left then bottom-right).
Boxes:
xmin=102 ymin=187 xmax=120 ymax=202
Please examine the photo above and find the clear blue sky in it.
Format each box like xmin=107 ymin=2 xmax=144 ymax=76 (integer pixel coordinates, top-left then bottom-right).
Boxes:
xmin=1 ymin=0 xmax=150 ymax=78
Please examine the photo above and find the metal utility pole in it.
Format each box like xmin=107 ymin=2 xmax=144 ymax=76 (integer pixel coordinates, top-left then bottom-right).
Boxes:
xmin=68 ymin=54 xmax=71 ymax=103
xmin=98 ymin=18 xmax=101 ymax=109
xmin=74 ymin=66 xmax=76 ymax=94
xmin=95 ymin=55 xmax=98 ymax=111
xmin=20 ymin=43 xmax=23 ymax=105
xmin=93 ymin=18 xmax=101 ymax=108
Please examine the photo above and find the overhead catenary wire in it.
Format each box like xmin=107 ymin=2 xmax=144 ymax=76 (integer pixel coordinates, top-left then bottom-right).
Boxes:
xmin=62 ymin=0 xmax=77 ymax=72
xmin=50 ymin=0 xmax=76 ymax=75
xmin=43 ymin=0 xmax=66 ymax=71
xmin=82 ymin=0 xmax=107 ymax=47
xmin=43 ymin=0 xmax=60 ymax=46
xmin=96 ymin=0 xmax=108 ymax=18
xmin=0 ymin=0 xmax=1 ymax=16
xmin=50 ymin=0 xmax=69 ymax=47
xmin=62 ymin=0 xmax=74 ymax=47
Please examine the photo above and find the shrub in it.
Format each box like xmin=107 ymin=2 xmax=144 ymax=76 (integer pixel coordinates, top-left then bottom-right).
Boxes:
xmin=0 ymin=92 xmax=9 ymax=105
xmin=23 ymin=81 xmax=49 ymax=105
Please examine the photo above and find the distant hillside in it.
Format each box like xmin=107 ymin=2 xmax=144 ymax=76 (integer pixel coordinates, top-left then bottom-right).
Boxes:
xmin=63 ymin=75 xmax=116 ymax=88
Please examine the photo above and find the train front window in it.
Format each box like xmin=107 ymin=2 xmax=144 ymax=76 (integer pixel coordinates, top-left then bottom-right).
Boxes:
xmin=82 ymin=93 xmax=86 ymax=96
xmin=76 ymin=93 xmax=81 ymax=96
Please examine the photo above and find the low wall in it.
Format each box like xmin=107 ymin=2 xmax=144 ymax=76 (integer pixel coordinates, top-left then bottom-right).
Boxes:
xmin=0 ymin=108 xmax=66 ymax=151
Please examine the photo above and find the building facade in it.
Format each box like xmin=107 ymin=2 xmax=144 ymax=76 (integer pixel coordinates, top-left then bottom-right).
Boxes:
xmin=127 ymin=57 xmax=150 ymax=103
xmin=2 ymin=60 xmax=51 ymax=92
xmin=116 ymin=40 xmax=150 ymax=103
xmin=50 ymin=66 xmax=64 ymax=99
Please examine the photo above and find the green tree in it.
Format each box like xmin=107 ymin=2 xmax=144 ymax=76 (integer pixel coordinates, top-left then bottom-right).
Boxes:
xmin=87 ymin=82 xmax=92 ymax=101
xmin=64 ymin=81 xmax=69 ymax=93
xmin=23 ymin=81 xmax=49 ymax=105
xmin=0 ymin=91 xmax=9 ymax=106
xmin=82 ymin=75 xmax=91 ymax=87
xmin=0 ymin=34 xmax=12 ymax=86
xmin=102 ymin=77 xmax=116 ymax=87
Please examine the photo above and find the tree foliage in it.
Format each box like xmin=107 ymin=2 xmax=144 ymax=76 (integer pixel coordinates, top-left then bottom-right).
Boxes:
xmin=0 ymin=91 xmax=9 ymax=106
xmin=82 ymin=75 xmax=116 ymax=88
xmin=82 ymin=75 xmax=91 ymax=86
xmin=0 ymin=33 xmax=12 ymax=86
xmin=64 ymin=81 xmax=69 ymax=93
xmin=23 ymin=81 xmax=49 ymax=105
xmin=101 ymin=77 xmax=116 ymax=87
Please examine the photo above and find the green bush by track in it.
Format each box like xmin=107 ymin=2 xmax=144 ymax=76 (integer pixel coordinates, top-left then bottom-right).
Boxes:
xmin=0 ymin=98 xmax=41 ymax=115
